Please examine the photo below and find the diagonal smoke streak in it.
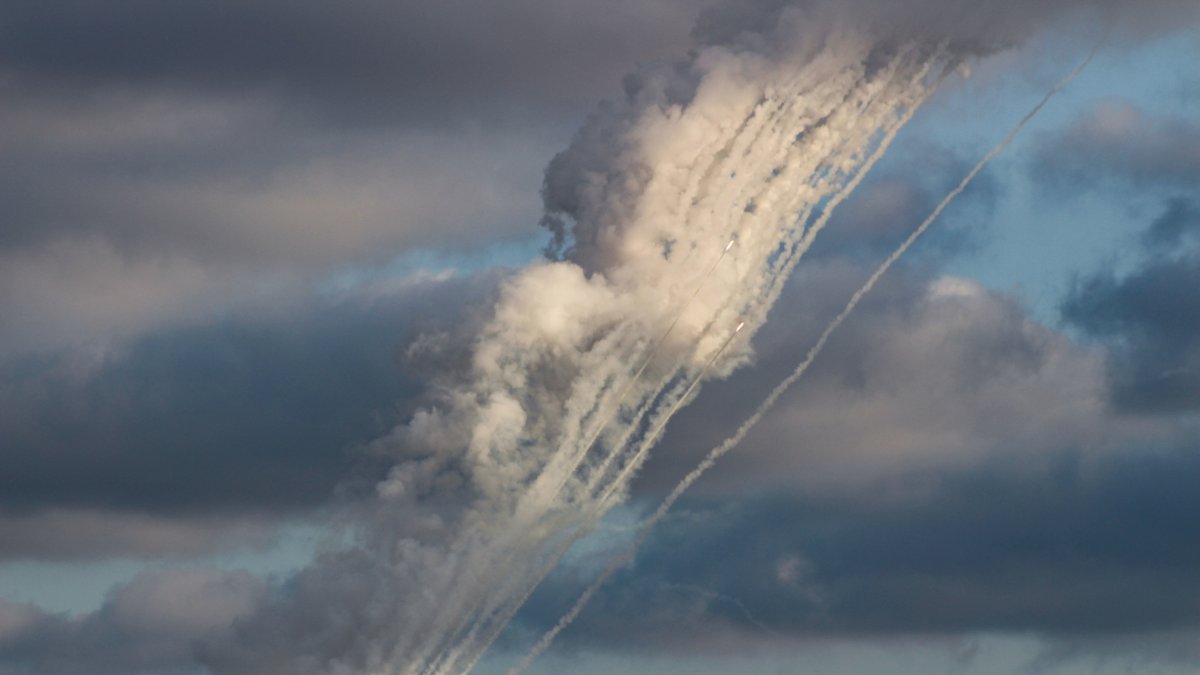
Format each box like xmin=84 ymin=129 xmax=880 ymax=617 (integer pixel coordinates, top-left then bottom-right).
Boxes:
xmin=504 ymin=49 xmax=1096 ymax=675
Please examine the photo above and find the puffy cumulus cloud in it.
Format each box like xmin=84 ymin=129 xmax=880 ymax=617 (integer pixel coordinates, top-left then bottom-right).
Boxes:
xmin=0 ymin=568 xmax=264 ymax=675
xmin=1033 ymin=98 xmax=1200 ymax=190
xmin=636 ymin=263 xmax=1169 ymax=497
xmin=515 ymin=441 xmax=1200 ymax=664
xmin=1063 ymin=198 xmax=1200 ymax=414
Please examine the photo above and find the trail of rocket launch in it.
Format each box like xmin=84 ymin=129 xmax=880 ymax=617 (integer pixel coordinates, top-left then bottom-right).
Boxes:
xmin=503 ymin=48 xmax=1096 ymax=675
xmin=406 ymin=41 xmax=957 ymax=675
xmin=410 ymin=51 xmax=953 ymax=675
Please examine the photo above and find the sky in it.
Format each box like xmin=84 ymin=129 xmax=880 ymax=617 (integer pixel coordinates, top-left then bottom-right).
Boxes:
xmin=0 ymin=1 xmax=1199 ymax=674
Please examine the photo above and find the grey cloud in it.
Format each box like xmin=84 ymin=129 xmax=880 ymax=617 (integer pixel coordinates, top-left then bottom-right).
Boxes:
xmin=1062 ymin=203 xmax=1200 ymax=413
xmin=0 ymin=270 xmax=499 ymax=559
xmin=1033 ymin=99 xmax=1200 ymax=190
xmin=0 ymin=105 xmax=545 ymax=355
xmin=0 ymin=0 xmax=703 ymax=355
xmin=0 ymin=567 xmax=264 ymax=675
xmin=693 ymin=0 xmax=1200 ymax=58
xmin=1142 ymin=196 xmax=1200 ymax=250
xmin=0 ymin=109 xmax=544 ymax=356
xmin=812 ymin=142 xmax=1000 ymax=262
xmin=634 ymin=262 xmax=1144 ymax=496
xmin=0 ymin=0 xmax=702 ymax=124
xmin=516 ymin=441 xmax=1200 ymax=652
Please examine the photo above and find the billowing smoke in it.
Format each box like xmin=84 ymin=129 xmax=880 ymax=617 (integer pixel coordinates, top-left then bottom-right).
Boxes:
xmin=197 ymin=1 xmax=1195 ymax=674
xmin=419 ymin=36 xmax=950 ymax=675
xmin=508 ymin=49 xmax=1096 ymax=673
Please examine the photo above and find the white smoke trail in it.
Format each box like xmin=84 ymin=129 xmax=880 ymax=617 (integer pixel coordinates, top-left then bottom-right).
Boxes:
xmin=412 ymin=241 xmax=739 ymax=675
xmin=413 ymin=45 xmax=953 ymax=675
xmin=438 ymin=56 xmax=955 ymax=675
xmin=504 ymin=49 xmax=1096 ymax=675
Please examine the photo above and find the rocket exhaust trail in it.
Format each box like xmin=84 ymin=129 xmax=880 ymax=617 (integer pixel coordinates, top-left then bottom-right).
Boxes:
xmin=422 ymin=46 xmax=950 ymax=675
xmin=450 ymin=320 xmax=749 ymax=675
xmin=453 ymin=61 xmax=949 ymax=675
xmin=593 ymin=319 xmax=745 ymax=507
xmin=417 ymin=238 xmax=739 ymax=675
xmin=505 ymin=49 xmax=1096 ymax=675
xmin=549 ymin=237 xmax=739 ymax=503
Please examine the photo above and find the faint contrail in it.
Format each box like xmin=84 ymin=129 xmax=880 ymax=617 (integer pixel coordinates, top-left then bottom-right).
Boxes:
xmin=433 ymin=44 xmax=955 ymax=675
xmin=505 ymin=48 xmax=1096 ymax=675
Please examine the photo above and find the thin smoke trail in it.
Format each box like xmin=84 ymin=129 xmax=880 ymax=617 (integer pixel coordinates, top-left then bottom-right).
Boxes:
xmin=591 ymin=63 xmax=944 ymax=511
xmin=505 ymin=49 xmax=1096 ymax=675
xmin=431 ymin=46 xmax=951 ymax=675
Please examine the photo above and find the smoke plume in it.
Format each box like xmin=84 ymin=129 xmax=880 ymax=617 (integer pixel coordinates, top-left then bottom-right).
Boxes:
xmin=199 ymin=1 xmax=1197 ymax=673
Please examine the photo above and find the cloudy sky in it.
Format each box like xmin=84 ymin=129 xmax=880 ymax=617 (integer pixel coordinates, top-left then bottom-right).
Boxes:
xmin=1 ymin=2 xmax=1199 ymax=674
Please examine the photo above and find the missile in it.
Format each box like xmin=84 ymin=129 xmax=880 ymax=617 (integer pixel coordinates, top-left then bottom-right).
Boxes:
xmin=724 ymin=238 xmax=736 ymax=252
xmin=735 ymin=320 xmax=745 ymax=333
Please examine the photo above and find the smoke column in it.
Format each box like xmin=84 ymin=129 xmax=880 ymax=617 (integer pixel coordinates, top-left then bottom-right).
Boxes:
xmin=504 ymin=48 xmax=1096 ymax=675
xmin=202 ymin=5 xmax=1122 ymax=674
xmin=401 ymin=38 xmax=954 ymax=675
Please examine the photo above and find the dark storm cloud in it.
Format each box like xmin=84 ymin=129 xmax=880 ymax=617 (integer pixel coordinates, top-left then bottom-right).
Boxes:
xmin=0 ymin=270 xmax=498 ymax=559
xmin=693 ymin=0 xmax=1200 ymax=58
xmin=1063 ymin=199 xmax=1200 ymax=413
xmin=518 ymin=442 xmax=1200 ymax=649
xmin=631 ymin=258 xmax=1134 ymax=497
xmin=0 ymin=0 xmax=702 ymax=123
